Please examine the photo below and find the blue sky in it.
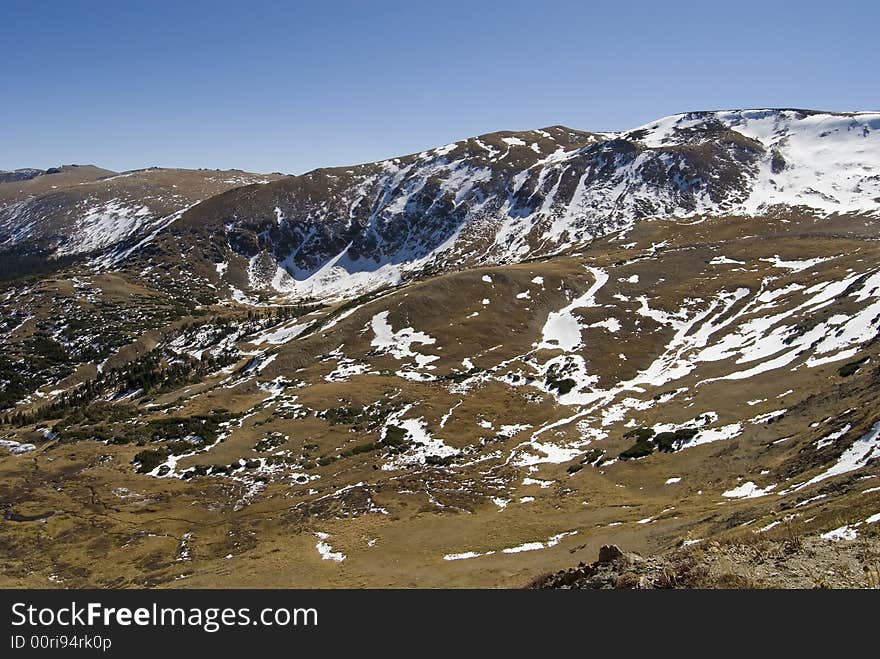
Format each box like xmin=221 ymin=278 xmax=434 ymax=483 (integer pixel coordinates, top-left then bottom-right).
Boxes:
xmin=2 ymin=0 xmax=877 ymax=174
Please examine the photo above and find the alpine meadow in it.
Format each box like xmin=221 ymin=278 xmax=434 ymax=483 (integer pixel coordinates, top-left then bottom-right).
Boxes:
xmin=3 ymin=109 xmax=880 ymax=588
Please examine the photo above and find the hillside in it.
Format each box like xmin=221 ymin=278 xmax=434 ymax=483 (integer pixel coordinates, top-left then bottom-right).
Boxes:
xmin=151 ymin=109 xmax=880 ymax=300
xmin=0 ymin=166 xmax=282 ymax=260
xmin=0 ymin=109 xmax=879 ymax=588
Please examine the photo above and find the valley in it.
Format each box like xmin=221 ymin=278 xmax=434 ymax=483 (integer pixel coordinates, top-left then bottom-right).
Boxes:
xmin=1 ymin=110 xmax=879 ymax=588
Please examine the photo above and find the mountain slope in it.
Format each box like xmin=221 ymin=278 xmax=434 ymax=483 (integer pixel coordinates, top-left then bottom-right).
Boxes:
xmin=0 ymin=109 xmax=879 ymax=588
xmin=0 ymin=165 xmax=116 ymax=201
xmin=140 ymin=109 xmax=880 ymax=300
xmin=2 ymin=210 xmax=880 ymax=587
xmin=0 ymin=166 xmax=282 ymax=259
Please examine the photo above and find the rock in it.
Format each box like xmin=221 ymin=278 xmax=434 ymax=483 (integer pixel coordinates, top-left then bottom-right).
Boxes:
xmin=622 ymin=551 xmax=646 ymax=565
xmin=598 ymin=544 xmax=624 ymax=563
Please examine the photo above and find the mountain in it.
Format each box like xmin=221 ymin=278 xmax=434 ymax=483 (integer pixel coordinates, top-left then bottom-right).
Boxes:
xmin=0 ymin=109 xmax=879 ymax=588
xmin=6 ymin=110 xmax=879 ymax=299
xmin=0 ymin=166 xmax=282 ymax=260
xmin=150 ymin=109 xmax=880 ymax=299
xmin=0 ymin=168 xmax=50 ymax=184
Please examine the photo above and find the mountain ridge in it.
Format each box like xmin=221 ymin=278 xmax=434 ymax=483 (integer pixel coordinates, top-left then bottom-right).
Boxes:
xmin=4 ymin=108 xmax=880 ymax=304
xmin=151 ymin=108 xmax=880 ymax=300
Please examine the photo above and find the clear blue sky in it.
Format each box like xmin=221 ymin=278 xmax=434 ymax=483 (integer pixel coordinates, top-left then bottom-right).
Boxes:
xmin=2 ymin=0 xmax=877 ymax=174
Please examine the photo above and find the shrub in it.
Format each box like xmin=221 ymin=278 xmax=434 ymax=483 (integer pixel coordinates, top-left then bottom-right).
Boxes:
xmin=132 ymin=448 xmax=169 ymax=474
xmin=253 ymin=433 xmax=287 ymax=452
xmin=654 ymin=427 xmax=698 ymax=452
xmin=838 ymin=357 xmax=869 ymax=377
xmin=619 ymin=439 xmax=654 ymax=460
xmin=624 ymin=427 xmax=655 ymax=442
xmin=425 ymin=454 xmax=454 ymax=466
xmin=323 ymin=406 xmax=364 ymax=425
xmin=547 ymin=378 xmax=577 ymax=395
xmin=581 ymin=448 xmax=605 ymax=465
xmin=382 ymin=425 xmax=409 ymax=447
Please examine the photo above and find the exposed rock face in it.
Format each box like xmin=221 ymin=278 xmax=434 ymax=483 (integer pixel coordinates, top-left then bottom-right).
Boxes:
xmin=156 ymin=109 xmax=880 ymax=299
xmin=0 ymin=167 xmax=280 ymax=259
xmin=531 ymin=534 xmax=880 ymax=589
xmin=5 ymin=110 xmax=879 ymax=300
xmin=0 ymin=168 xmax=46 ymax=184
xmin=597 ymin=544 xmax=625 ymax=563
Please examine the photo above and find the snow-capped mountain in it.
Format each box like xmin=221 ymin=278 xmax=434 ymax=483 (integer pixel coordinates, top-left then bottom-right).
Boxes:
xmin=156 ymin=109 xmax=880 ymax=299
xmin=0 ymin=168 xmax=50 ymax=184
xmin=0 ymin=166 xmax=280 ymax=258
xmin=2 ymin=109 xmax=879 ymax=298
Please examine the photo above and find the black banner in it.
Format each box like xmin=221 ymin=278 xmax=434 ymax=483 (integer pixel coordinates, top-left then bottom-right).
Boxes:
xmin=0 ymin=589 xmax=874 ymax=654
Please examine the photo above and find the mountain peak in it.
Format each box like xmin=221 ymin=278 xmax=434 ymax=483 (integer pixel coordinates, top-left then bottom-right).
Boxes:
xmin=158 ymin=107 xmax=880 ymax=301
